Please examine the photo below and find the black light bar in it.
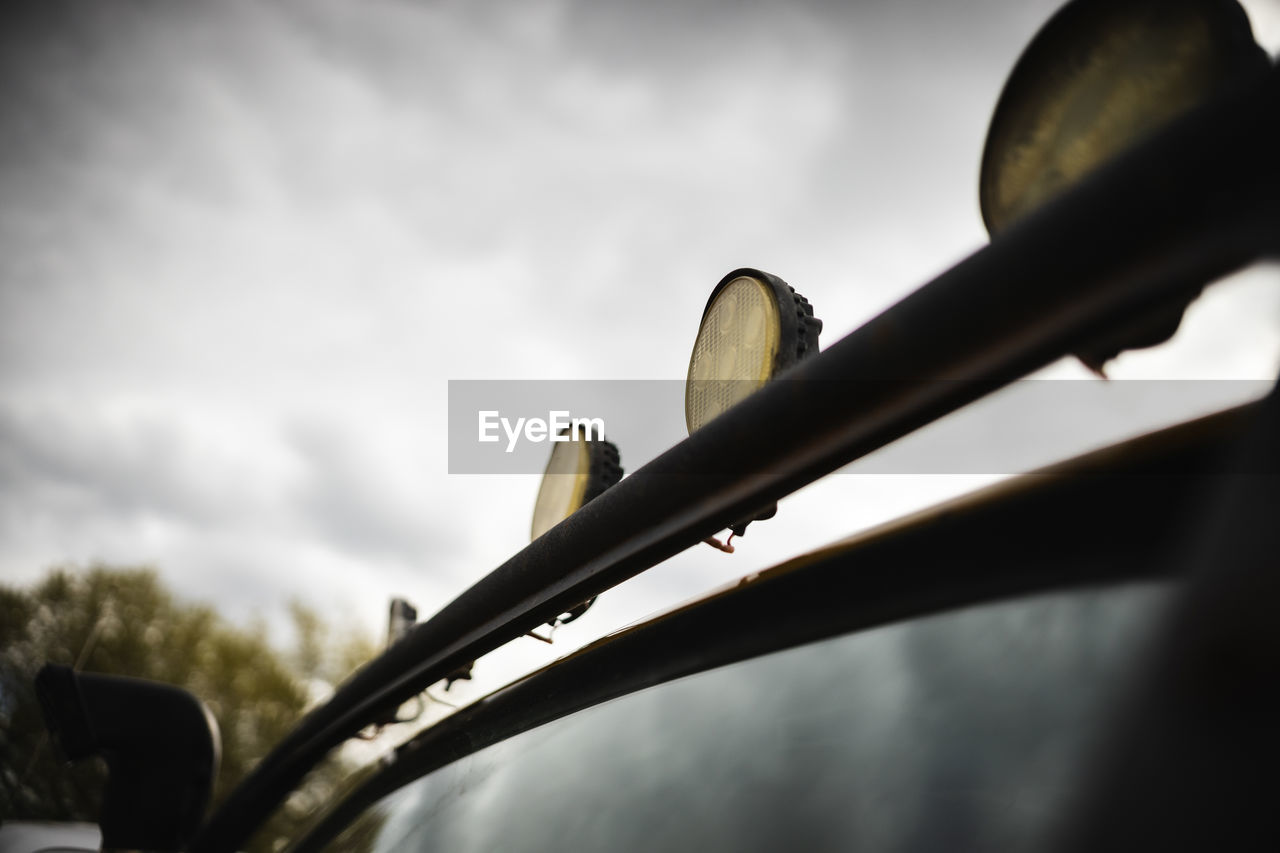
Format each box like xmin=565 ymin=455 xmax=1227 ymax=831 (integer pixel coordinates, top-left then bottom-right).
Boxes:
xmin=191 ymin=65 xmax=1280 ymax=853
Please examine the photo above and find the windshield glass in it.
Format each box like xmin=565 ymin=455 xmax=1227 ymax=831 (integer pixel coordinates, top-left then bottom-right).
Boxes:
xmin=318 ymin=582 xmax=1169 ymax=853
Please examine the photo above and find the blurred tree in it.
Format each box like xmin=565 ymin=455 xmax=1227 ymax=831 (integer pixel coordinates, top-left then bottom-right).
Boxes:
xmin=0 ymin=565 xmax=379 ymax=852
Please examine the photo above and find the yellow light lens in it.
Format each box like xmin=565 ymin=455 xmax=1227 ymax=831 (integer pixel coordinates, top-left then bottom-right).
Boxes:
xmin=530 ymin=437 xmax=591 ymax=540
xmin=982 ymin=1 xmax=1262 ymax=233
xmin=685 ymin=275 xmax=781 ymax=433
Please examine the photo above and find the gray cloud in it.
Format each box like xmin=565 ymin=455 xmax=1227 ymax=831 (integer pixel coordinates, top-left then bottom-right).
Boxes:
xmin=0 ymin=403 xmax=274 ymax=529
xmin=287 ymin=419 xmax=465 ymax=568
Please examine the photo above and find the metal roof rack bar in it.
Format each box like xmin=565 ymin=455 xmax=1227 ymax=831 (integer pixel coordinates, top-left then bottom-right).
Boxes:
xmin=192 ymin=65 xmax=1280 ymax=853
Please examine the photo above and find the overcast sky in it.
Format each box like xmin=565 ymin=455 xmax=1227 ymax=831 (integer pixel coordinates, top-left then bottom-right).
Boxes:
xmin=3 ymin=0 xmax=1280 ymax=701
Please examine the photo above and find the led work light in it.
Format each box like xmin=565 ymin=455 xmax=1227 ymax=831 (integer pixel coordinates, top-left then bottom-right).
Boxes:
xmin=980 ymin=0 xmax=1267 ymax=234
xmin=686 ymin=268 xmax=822 ymax=433
xmin=979 ymin=0 xmax=1268 ymax=373
xmin=528 ymin=429 xmax=622 ymax=634
xmin=685 ymin=268 xmax=822 ymax=548
xmin=531 ymin=430 xmax=622 ymax=540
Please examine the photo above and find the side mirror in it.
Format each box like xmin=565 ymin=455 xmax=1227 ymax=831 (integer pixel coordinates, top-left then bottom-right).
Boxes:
xmin=34 ymin=664 xmax=221 ymax=853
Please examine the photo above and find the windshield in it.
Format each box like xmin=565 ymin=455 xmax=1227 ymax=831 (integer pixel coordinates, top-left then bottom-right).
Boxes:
xmin=316 ymin=583 xmax=1171 ymax=853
